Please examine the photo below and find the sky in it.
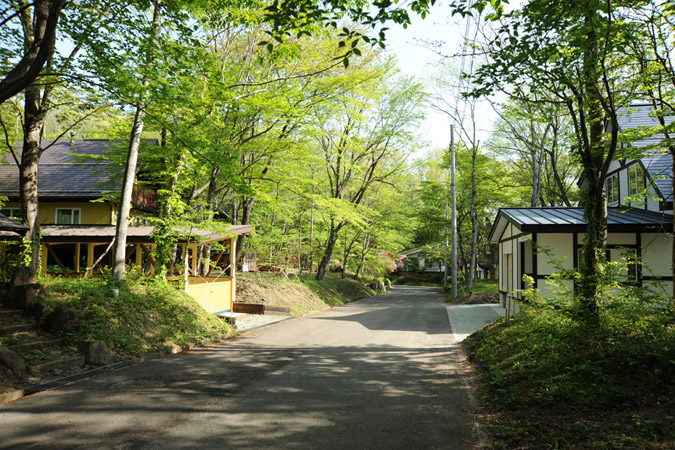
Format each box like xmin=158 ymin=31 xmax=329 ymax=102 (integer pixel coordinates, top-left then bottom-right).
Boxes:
xmin=382 ymin=1 xmax=500 ymax=153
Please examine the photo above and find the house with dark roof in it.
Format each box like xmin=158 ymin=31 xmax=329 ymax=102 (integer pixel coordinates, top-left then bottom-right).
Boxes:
xmin=0 ymin=139 xmax=158 ymax=225
xmin=489 ymin=104 xmax=674 ymax=304
xmin=0 ymin=140 xmax=252 ymax=314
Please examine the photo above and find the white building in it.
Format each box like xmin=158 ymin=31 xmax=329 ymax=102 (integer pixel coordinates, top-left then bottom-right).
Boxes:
xmin=489 ymin=104 xmax=674 ymax=303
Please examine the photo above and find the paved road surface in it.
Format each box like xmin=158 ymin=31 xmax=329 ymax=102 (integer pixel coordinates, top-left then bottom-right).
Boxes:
xmin=0 ymin=286 xmax=478 ymax=449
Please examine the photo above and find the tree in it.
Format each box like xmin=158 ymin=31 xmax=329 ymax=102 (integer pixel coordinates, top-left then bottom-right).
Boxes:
xmin=111 ymin=0 xmax=162 ymax=280
xmin=622 ymin=2 xmax=675 ymax=297
xmin=467 ymin=0 xmax=638 ymax=317
xmin=0 ymin=0 xmax=64 ymax=104
xmin=487 ymin=98 xmax=579 ymax=207
xmin=310 ymin=62 xmax=425 ymax=280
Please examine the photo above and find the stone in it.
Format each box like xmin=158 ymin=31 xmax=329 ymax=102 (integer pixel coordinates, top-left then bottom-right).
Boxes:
xmin=384 ymin=279 xmax=392 ymax=289
xmin=24 ymin=301 xmax=49 ymax=320
xmin=7 ymin=284 xmax=45 ymax=309
xmin=77 ymin=340 xmax=112 ymax=365
xmin=43 ymin=308 xmax=77 ymax=334
xmin=0 ymin=347 xmax=26 ymax=376
xmin=11 ymin=266 xmax=36 ymax=287
xmin=369 ymin=282 xmax=379 ymax=291
xmin=164 ymin=342 xmax=182 ymax=355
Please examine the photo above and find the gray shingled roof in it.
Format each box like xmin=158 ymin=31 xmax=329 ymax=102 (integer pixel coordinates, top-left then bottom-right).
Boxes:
xmin=489 ymin=207 xmax=673 ymax=242
xmin=0 ymin=140 xmax=123 ymax=200
xmin=617 ymin=104 xmax=675 ymax=201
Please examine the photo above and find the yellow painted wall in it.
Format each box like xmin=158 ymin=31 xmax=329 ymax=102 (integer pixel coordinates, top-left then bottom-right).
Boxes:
xmin=4 ymin=201 xmax=150 ymax=225
xmin=186 ymin=277 xmax=233 ymax=313
xmin=4 ymin=201 xmax=113 ymax=224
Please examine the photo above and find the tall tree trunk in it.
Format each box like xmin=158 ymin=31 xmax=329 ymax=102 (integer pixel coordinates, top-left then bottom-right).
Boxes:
xmin=316 ymin=221 xmax=344 ymax=280
xmin=112 ymin=0 xmax=161 ymax=280
xmin=154 ymin=150 xmax=184 ymax=275
xmin=198 ymin=167 xmax=220 ymax=275
xmin=576 ymin=7 xmax=608 ymax=317
xmin=19 ymin=85 xmax=45 ymax=274
xmin=235 ymin=195 xmax=254 ymax=266
xmin=467 ymin=145 xmax=479 ymax=294
xmin=530 ymin=122 xmax=542 ymax=207
xmin=112 ymin=107 xmax=145 ymax=279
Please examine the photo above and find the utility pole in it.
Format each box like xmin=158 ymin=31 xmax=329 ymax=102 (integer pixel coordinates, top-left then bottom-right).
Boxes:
xmin=443 ymin=200 xmax=449 ymax=289
xmin=451 ymin=125 xmax=458 ymax=299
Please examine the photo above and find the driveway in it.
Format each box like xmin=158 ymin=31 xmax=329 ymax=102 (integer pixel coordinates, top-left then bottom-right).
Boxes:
xmin=0 ymin=286 xmax=479 ymax=449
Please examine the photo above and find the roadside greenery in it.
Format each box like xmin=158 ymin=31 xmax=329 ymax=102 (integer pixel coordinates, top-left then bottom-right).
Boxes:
xmin=465 ymin=290 xmax=675 ymax=449
xmin=40 ymin=273 xmax=234 ymax=359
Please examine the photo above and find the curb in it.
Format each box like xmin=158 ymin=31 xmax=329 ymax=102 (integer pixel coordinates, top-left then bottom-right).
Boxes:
xmin=237 ymin=316 xmax=296 ymax=334
xmin=445 ymin=306 xmax=494 ymax=449
xmin=23 ymin=361 xmax=134 ymax=396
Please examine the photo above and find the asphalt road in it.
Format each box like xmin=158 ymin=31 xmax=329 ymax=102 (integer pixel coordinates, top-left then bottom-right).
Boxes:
xmin=0 ymin=286 xmax=478 ymax=449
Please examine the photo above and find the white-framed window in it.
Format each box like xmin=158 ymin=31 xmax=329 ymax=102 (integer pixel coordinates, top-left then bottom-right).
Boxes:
xmin=0 ymin=208 xmax=21 ymax=218
xmin=606 ymin=173 xmax=620 ymax=204
xmin=55 ymin=208 xmax=81 ymax=224
xmin=628 ymin=164 xmax=645 ymax=196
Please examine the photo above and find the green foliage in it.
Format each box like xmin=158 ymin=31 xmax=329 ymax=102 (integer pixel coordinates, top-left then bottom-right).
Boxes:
xmin=301 ymin=274 xmax=375 ymax=307
xmin=465 ymin=301 xmax=675 ymax=448
xmin=40 ymin=274 xmax=233 ymax=358
xmin=468 ymin=250 xmax=675 ymax=448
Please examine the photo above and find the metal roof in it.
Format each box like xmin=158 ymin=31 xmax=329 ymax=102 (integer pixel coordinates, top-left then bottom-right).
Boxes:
xmin=617 ymin=104 xmax=675 ymax=200
xmin=40 ymin=224 xmax=253 ymax=244
xmin=489 ymin=207 xmax=673 ymax=243
xmin=0 ymin=140 xmax=137 ymax=200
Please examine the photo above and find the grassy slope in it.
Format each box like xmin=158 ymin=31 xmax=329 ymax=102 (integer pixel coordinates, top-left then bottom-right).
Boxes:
xmin=236 ymin=273 xmax=376 ymax=315
xmin=40 ymin=273 xmax=375 ymax=360
xmin=464 ymin=305 xmax=675 ymax=449
xmin=41 ymin=275 xmax=234 ymax=359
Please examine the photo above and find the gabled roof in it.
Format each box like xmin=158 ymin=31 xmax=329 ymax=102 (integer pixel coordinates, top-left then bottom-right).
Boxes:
xmin=617 ymin=104 xmax=675 ymax=201
xmin=0 ymin=140 xmax=135 ymax=200
xmin=489 ymin=207 xmax=673 ymax=243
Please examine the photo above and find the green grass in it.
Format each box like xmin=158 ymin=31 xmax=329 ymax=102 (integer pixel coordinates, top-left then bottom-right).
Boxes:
xmin=300 ymin=273 xmax=375 ymax=306
xmin=464 ymin=302 xmax=675 ymax=449
xmin=453 ymin=278 xmax=498 ymax=297
xmin=38 ymin=271 xmax=375 ymax=360
xmin=40 ymin=274 xmax=234 ymax=359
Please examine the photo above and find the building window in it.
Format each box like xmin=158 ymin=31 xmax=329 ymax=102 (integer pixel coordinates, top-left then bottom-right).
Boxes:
xmin=55 ymin=208 xmax=81 ymax=224
xmin=606 ymin=173 xmax=619 ymax=204
xmin=628 ymin=164 xmax=645 ymax=196
xmin=0 ymin=208 xmax=21 ymax=218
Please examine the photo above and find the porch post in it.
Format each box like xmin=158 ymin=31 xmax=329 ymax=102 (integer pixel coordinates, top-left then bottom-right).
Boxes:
xmin=74 ymin=243 xmax=81 ymax=274
xmin=85 ymin=243 xmax=94 ymax=277
xmin=135 ymin=243 xmax=143 ymax=268
xmin=183 ymin=244 xmax=189 ymax=293
xmin=40 ymin=243 xmax=48 ymax=276
xmin=190 ymin=244 xmax=197 ymax=276
xmin=230 ymin=237 xmax=237 ymax=310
